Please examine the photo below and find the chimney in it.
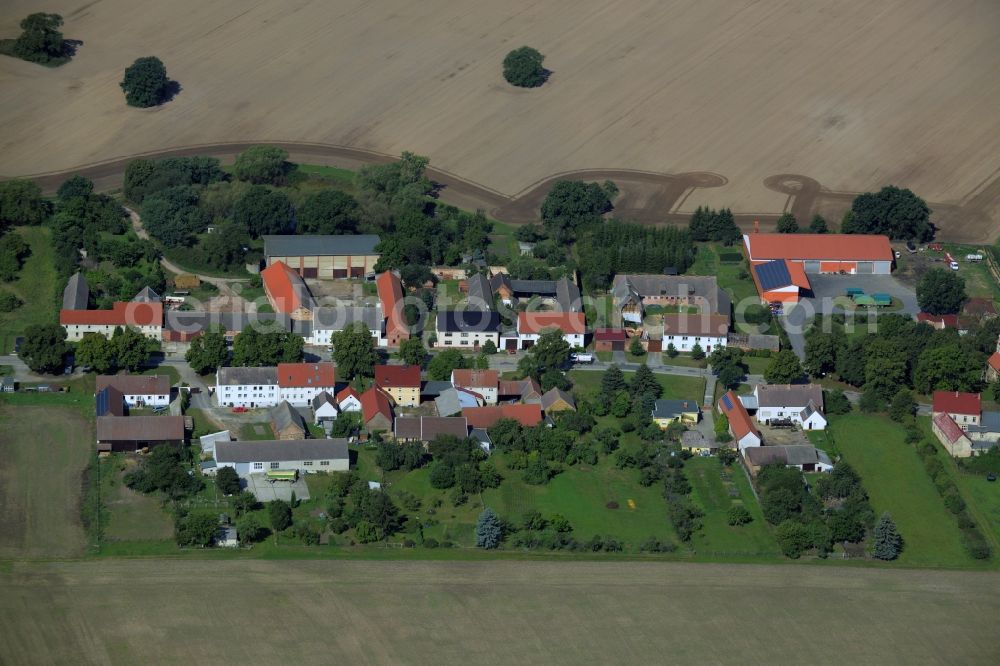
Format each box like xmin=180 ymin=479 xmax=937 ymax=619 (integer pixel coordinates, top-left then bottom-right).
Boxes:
xmin=754 ymin=219 xmax=760 ymax=233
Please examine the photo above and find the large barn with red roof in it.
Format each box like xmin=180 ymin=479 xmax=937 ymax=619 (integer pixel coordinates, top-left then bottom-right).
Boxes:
xmin=742 ymin=232 xmax=894 ymax=304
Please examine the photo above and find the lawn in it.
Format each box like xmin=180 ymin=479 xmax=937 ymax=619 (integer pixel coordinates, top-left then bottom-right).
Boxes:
xmin=828 ymin=414 xmax=974 ymax=567
xmin=104 ymin=458 xmax=174 ymax=542
xmin=950 ymin=468 xmax=1000 ymax=547
xmin=659 ymin=354 xmax=708 ymax=369
xmin=569 ymin=369 xmax=705 ymax=402
xmin=686 ymin=457 xmax=779 ymax=557
xmin=239 ymin=422 xmax=275 ymax=440
xmin=0 ymin=405 xmax=91 ymax=558
xmin=0 ymin=226 xmax=58 ymax=353
xmin=292 ymin=164 xmax=357 ymax=192
xmin=943 ymin=244 xmax=1000 ymax=300
xmin=483 ymin=455 xmax=677 ymax=545
xmin=688 ymin=243 xmax=757 ymax=304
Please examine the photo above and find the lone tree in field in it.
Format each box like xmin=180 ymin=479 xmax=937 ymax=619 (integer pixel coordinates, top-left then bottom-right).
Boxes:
xmin=916 ymin=267 xmax=966 ymax=315
xmin=872 ymin=512 xmax=902 ymax=560
xmin=9 ymin=13 xmax=67 ymax=65
xmin=476 ymin=508 xmax=503 ymax=549
xmin=503 ymin=46 xmax=546 ymax=88
xmin=121 ymin=56 xmax=172 ymax=108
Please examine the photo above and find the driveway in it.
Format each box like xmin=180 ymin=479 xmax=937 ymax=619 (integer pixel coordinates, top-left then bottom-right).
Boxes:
xmin=781 ymin=274 xmax=918 ymax=359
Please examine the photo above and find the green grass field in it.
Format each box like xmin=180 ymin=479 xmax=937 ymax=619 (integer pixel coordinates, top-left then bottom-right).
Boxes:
xmin=569 ymin=369 xmax=705 ymax=402
xmin=828 ymin=414 xmax=974 ymax=567
xmin=688 ymin=243 xmax=757 ymax=303
xmin=686 ymin=457 xmax=779 ymax=557
xmin=0 ymin=406 xmax=90 ymax=558
xmin=103 ymin=459 xmax=174 ymax=542
xmin=0 ymin=226 xmax=58 ymax=353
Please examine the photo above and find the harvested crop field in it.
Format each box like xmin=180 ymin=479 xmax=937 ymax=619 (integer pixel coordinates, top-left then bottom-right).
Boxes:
xmin=0 ymin=406 xmax=90 ymax=559
xmin=1 ymin=560 xmax=997 ymax=664
xmin=2 ymin=0 xmax=999 ymax=239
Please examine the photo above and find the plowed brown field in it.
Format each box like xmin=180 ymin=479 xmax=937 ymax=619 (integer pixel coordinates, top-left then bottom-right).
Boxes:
xmin=1 ymin=0 xmax=998 ymax=239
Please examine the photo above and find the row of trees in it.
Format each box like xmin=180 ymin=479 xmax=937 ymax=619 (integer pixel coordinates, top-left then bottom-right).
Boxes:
xmin=577 ymin=220 xmax=696 ymax=290
xmin=185 ymin=325 xmax=303 ymax=374
xmin=804 ymin=313 xmax=998 ymax=405
xmin=775 ymin=213 xmax=828 ymax=234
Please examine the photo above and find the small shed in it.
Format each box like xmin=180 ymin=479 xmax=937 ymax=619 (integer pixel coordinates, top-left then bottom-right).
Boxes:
xmin=270 ymin=401 xmax=307 ymax=440
xmin=173 ymin=274 xmax=201 ymax=290
xmin=1 ymin=376 xmax=14 ymax=393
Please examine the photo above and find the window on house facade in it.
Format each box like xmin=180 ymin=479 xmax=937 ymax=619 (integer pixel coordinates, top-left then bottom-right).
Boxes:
xmin=270 ymin=462 xmax=279 ymax=469
xmin=303 ymin=461 xmax=313 ymax=466
xmin=253 ymin=462 xmax=263 ymax=470
xmin=320 ymin=460 xmax=330 ymax=466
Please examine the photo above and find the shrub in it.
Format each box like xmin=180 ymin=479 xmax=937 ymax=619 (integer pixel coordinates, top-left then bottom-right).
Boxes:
xmin=775 ymin=520 xmax=811 ymax=558
xmin=727 ymin=505 xmax=752 ymax=526
xmin=961 ymin=528 xmax=991 ymax=560
xmin=0 ymin=291 xmax=22 ymax=312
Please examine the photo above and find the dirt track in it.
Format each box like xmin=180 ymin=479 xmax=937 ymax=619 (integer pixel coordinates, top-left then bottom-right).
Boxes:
xmin=22 ymin=141 xmax=1000 ymax=242
xmin=1 ymin=559 xmax=997 ymax=664
xmin=2 ymin=0 xmax=998 ymax=241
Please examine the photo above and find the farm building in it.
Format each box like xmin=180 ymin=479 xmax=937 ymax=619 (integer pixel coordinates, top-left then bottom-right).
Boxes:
xmin=465 ymin=273 xmax=495 ymax=311
xmin=270 ymin=401 xmax=307 ymax=440
xmin=393 ymin=416 xmax=469 ymax=443
xmin=95 ymin=386 xmax=125 ymax=417
xmin=261 ymin=261 xmax=314 ymax=320
xmin=744 ymin=445 xmax=833 ymax=476
xmin=263 ymin=234 xmax=380 ymax=279
xmin=593 ymin=328 xmax=627 ymax=352
xmin=96 ymin=415 xmax=185 ymax=452
xmin=611 ymin=274 xmax=731 ymax=324
xmin=308 ymin=306 xmax=382 ymax=347
xmin=917 ymin=312 xmax=960 ymax=330
xmin=214 ymin=439 xmax=350 ymax=477
xmin=434 ymin=388 xmax=482 ymax=417
xmin=376 ymin=271 xmax=409 ymax=347
xmin=60 ymin=301 xmax=163 ymax=341
xmin=62 ymin=272 xmax=89 ymax=310
xmin=749 ymin=260 xmax=812 ymax=304
xmin=489 ymin=274 xmax=582 ymax=312
xmin=162 ymin=311 xmax=293 ymax=343
xmin=462 ymin=404 xmax=543 ymax=429
xmin=660 ymin=313 xmax=729 ymax=353
xmin=336 ymin=386 xmax=362 ymax=413
xmin=498 ymin=377 xmax=543 ymax=403
xmin=680 ymin=430 xmax=714 ymax=455
xmin=359 ymin=388 xmax=393 ymax=432
xmin=743 ymin=233 xmax=894 ymax=275
xmin=718 ymin=390 xmax=761 ymax=451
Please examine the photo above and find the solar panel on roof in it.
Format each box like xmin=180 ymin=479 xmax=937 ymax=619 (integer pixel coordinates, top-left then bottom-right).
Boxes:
xmin=754 ymin=260 xmax=792 ymax=291
xmin=721 ymin=394 xmax=733 ymax=410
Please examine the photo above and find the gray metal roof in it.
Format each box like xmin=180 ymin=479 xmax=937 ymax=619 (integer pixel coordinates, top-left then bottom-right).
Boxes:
xmin=270 ymin=400 xmax=306 ymax=434
xmin=132 ymin=286 xmax=161 ymax=303
xmin=555 ymin=277 xmax=582 ymax=312
xmin=755 ymin=384 xmax=824 ymax=409
xmin=164 ymin=311 xmax=292 ymax=335
xmin=421 ymin=380 xmax=454 ymax=397
xmin=312 ymin=306 xmax=381 ymax=331
xmin=264 ymin=234 xmax=380 ymax=258
xmin=611 ymin=274 xmax=731 ymax=316
xmin=312 ymin=391 xmax=336 ymax=411
xmin=435 ymin=389 xmax=462 ymax=417
xmin=215 ymin=438 xmax=349 ymax=463
xmin=652 ymin=398 xmax=701 ymax=419
xmin=217 ymin=366 xmax=278 ymax=386
xmin=509 ymin=279 xmax=557 ymax=295
xmin=62 ymin=272 xmax=89 ymax=310
xmin=466 ymin=273 xmax=494 ymax=311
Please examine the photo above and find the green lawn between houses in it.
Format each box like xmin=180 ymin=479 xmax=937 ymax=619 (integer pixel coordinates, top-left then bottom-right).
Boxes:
xmin=827 ymin=414 xmax=975 ymax=568
xmin=568 ymin=369 xmax=705 ymax=403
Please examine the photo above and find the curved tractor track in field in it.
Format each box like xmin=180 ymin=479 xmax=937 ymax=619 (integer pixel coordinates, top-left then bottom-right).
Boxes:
xmin=16 ymin=141 xmax=1000 ymax=242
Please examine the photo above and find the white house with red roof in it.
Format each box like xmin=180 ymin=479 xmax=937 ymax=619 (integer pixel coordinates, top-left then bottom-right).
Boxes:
xmin=931 ymin=391 xmax=981 ymax=430
xmin=931 ymin=412 xmax=974 ymax=458
xmin=516 ymin=311 xmax=586 ymax=350
xmin=215 ymin=363 xmax=335 ymax=408
xmin=451 ymin=369 xmax=499 ymax=405
xmin=336 ymin=386 xmax=362 ymax=413
xmin=60 ymin=301 xmax=163 ymax=341
xmin=985 ymin=336 xmax=1000 ymax=382
xmin=930 ymin=390 xmax=1000 ymax=456
xmin=718 ymin=390 xmax=761 ymax=451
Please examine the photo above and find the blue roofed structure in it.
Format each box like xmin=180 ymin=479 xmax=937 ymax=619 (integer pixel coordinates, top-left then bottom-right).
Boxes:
xmin=96 ymin=386 xmax=125 ymax=417
xmin=754 ymin=260 xmax=793 ymax=291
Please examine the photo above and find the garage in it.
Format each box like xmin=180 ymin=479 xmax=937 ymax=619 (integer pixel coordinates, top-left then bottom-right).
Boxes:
xmin=856 ymin=261 xmax=874 ymax=274
xmin=803 ymin=260 xmax=821 ymax=273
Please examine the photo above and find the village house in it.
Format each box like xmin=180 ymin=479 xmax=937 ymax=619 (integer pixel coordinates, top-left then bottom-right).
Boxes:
xmin=489 ymin=274 xmax=581 ymax=312
xmin=95 ymin=375 xmax=171 ymax=408
xmin=336 ymin=386 xmax=362 ymax=413
xmin=985 ymin=336 xmax=1000 ymax=382
xmin=462 ymin=404 xmax=543 ymax=429
xmin=652 ymin=399 xmax=701 ymax=428
xmin=359 ymin=387 xmax=393 ymax=432
xmin=376 ymin=271 xmax=409 ymax=348
xmin=751 ymin=384 xmax=827 ymax=430
xmin=516 ymin=311 xmax=586 ymax=350
xmin=261 ymin=261 xmax=315 ymax=320
xmin=660 ymin=313 xmax=729 ymax=353
xmin=540 ymin=388 xmax=576 ymax=414
xmin=96 ymin=415 xmax=186 ymax=452
xmin=718 ymin=390 xmax=762 ymax=451
xmin=393 ymin=416 xmax=469 ymax=443
xmin=451 ymin=369 xmax=499 ymax=405
xmin=95 ymin=386 xmax=125 ymax=417
xmin=308 ymin=306 xmax=383 ymax=347
xmin=932 ymin=391 xmax=981 ymax=430
xmin=374 ymin=365 xmax=422 ymax=407
xmin=216 ymin=363 xmax=336 ymax=408
xmin=214 ymin=439 xmax=350 ymax=477
xmin=680 ymin=430 xmax=714 ymax=455
xmin=312 ymin=391 xmax=339 ymax=425
xmin=270 ymin=401 xmax=307 ymax=440
xmin=932 ymin=412 xmax=975 ymax=458
xmin=436 ymin=310 xmax=501 ymax=349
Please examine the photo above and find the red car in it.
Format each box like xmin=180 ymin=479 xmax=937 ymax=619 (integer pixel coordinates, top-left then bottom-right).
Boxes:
xmin=231 ymin=406 xmax=247 ymax=413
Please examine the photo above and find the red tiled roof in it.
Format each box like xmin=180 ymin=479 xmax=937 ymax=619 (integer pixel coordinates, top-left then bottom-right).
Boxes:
xmin=718 ymin=390 xmax=759 ymax=440
xmin=451 ymin=369 xmax=499 ymax=389
xmin=462 ymin=404 xmax=543 ymax=428
xmin=594 ymin=328 xmax=627 ymax=342
xmin=277 ymin=362 xmax=335 ymax=388
xmin=786 ymin=261 xmax=811 ymax=289
xmin=336 ymin=386 xmax=360 ymax=402
xmin=376 ymin=272 xmax=408 ymax=341
xmin=518 ymin=311 xmax=586 ymax=335
xmin=360 ymin=387 xmax=392 ymax=422
xmin=917 ymin=312 xmax=959 ymax=328
xmin=989 ymin=353 xmax=1000 ymax=372
xmin=744 ymin=233 xmax=894 ymax=262
xmin=374 ymin=364 xmax=421 ymax=388
xmin=932 ymin=391 xmax=980 ymax=416
xmin=60 ymin=301 xmax=163 ymax=327
xmin=262 ymin=261 xmax=310 ymax=314
xmin=932 ymin=413 xmax=968 ymax=445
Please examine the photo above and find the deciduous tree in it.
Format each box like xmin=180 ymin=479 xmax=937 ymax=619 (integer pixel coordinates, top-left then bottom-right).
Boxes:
xmin=233 ymin=146 xmax=290 ymax=185
xmin=121 ymin=56 xmax=172 ymax=108
xmin=296 ymin=189 xmax=360 ymax=234
xmin=11 ymin=13 xmax=65 ymax=64
xmin=215 ymin=467 xmax=241 ymax=496
xmin=764 ymin=350 xmax=803 ymax=384
xmin=21 ymin=323 xmax=69 ymax=374
xmin=502 ymin=46 xmax=546 ymax=88
xmin=916 ymin=268 xmax=966 ymax=315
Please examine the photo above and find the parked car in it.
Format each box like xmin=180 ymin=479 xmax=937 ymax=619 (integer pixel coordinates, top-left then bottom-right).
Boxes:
xmin=232 ymin=406 xmax=248 ymax=413
xmin=950 ymin=261 xmax=960 ymax=271
xmin=570 ymin=353 xmax=594 ymax=364
xmin=894 ymin=250 xmax=901 ymax=259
